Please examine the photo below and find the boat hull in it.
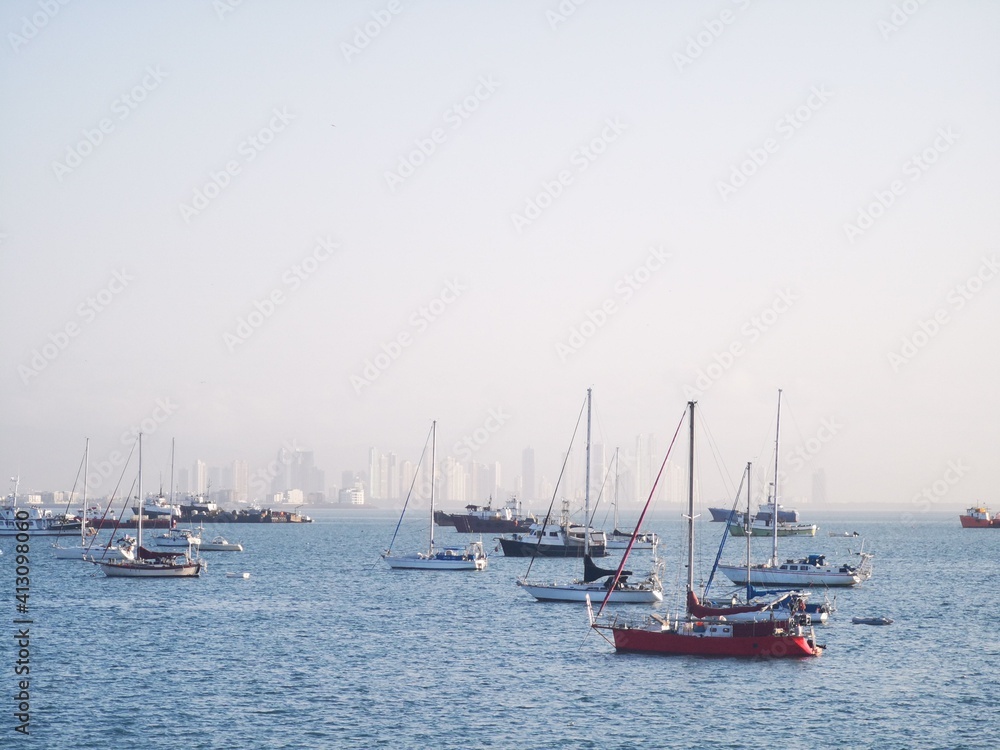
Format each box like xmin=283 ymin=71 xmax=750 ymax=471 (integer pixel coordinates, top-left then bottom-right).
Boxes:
xmin=959 ymin=515 xmax=1000 ymax=528
xmin=728 ymin=523 xmax=817 ymax=537
xmin=717 ymin=564 xmax=860 ymax=587
xmin=603 ymin=624 xmax=820 ymax=658
xmin=498 ymin=538 xmax=606 ymax=557
xmin=518 ymin=581 xmax=662 ymax=603
xmin=96 ymin=561 xmax=202 ymax=577
xmin=382 ymin=554 xmax=487 ymax=571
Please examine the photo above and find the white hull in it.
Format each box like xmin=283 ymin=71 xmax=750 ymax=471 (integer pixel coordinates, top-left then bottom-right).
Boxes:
xmin=728 ymin=523 xmax=817 ymax=537
xmin=517 ymin=580 xmax=662 ymax=603
xmin=717 ymin=563 xmax=860 ymax=587
xmin=200 ymin=540 xmax=243 ymax=551
xmin=96 ymin=560 xmax=202 ymax=577
xmin=382 ymin=552 xmax=487 ymax=571
xmin=605 ymin=539 xmax=657 ymax=550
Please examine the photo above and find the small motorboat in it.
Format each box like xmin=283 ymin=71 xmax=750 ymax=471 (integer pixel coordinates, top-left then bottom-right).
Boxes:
xmin=852 ymin=616 xmax=893 ymax=625
xmin=200 ymin=535 xmax=244 ymax=552
xmin=226 ymin=572 xmax=250 ymax=579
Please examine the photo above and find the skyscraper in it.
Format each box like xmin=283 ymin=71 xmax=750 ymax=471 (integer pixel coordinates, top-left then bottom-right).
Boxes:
xmin=521 ymin=447 xmax=535 ymax=502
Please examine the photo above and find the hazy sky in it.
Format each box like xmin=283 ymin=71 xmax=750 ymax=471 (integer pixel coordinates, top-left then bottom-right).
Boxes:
xmin=2 ymin=1 xmax=997 ymax=515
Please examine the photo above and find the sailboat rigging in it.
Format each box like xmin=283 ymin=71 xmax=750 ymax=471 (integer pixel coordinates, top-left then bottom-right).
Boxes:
xmin=382 ymin=421 xmax=488 ymax=571
xmin=589 ymin=400 xmax=823 ymax=658
xmin=93 ymin=434 xmax=202 ymax=578
xmin=517 ymin=389 xmax=662 ymax=603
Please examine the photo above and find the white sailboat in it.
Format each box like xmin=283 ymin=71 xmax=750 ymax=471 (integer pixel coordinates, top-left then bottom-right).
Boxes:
xmin=382 ymin=421 xmax=488 ymax=571
xmin=94 ymin=434 xmax=202 ymax=578
xmin=52 ymin=439 xmax=136 ymax=561
xmin=151 ymin=441 xmax=202 ymax=552
xmin=717 ymin=390 xmax=872 ymax=588
xmin=518 ymin=389 xmax=662 ymax=603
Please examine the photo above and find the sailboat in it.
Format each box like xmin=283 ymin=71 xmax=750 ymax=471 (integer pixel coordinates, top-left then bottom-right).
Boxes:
xmin=717 ymin=390 xmax=873 ymax=588
xmin=94 ymin=434 xmax=202 ymax=578
xmin=518 ymin=389 xmax=662 ymax=603
xmin=382 ymin=421 xmax=488 ymax=571
xmin=589 ymin=400 xmax=823 ymax=658
xmin=52 ymin=439 xmax=136 ymax=561
xmin=152 ymin=440 xmax=202 ymax=552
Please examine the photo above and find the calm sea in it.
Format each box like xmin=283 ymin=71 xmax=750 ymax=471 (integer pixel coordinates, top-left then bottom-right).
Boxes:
xmin=2 ymin=508 xmax=997 ymax=750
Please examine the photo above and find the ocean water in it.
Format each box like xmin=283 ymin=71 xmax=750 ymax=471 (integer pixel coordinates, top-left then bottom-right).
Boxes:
xmin=2 ymin=509 xmax=998 ymax=750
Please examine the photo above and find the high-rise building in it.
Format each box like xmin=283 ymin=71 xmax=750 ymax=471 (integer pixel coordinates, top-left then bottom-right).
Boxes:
xmin=232 ymin=459 xmax=249 ymax=503
xmin=194 ymin=460 xmax=207 ymax=495
xmin=521 ymin=447 xmax=535 ymax=503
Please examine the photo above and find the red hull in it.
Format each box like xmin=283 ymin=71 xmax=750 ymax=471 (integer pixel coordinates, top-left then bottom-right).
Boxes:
xmin=960 ymin=516 xmax=1000 ymax=528
xmin=608 ymin=626 xmax=820 ymax=658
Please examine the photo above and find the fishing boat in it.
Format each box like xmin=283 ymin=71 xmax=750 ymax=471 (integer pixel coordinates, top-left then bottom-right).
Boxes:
xmin=497 ymin=512 xmax=606 ymax=557
xmin=94 ymin=435 xmax=202 ymax=578
xmin=448 ymin=496 xmax=537 ymax=533
xmin=716 ymin=391 xmax=872 ymax=588
xmin=382 ymin=421 xmax=488 ymax=571
xmin=1 ymin=477 xmax=81 ymax=536
xmin=959 ymin=506 xmax=1000 ymax=528
xmin=852 ymin=616 xmax=893 ymax=626
xmin=589 ymin=400 xmax=823 ymax=658
xmin=518 ymin=390 xmax=662 ymax=603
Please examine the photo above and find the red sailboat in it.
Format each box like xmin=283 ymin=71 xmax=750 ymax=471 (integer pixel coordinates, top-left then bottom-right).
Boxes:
xmin=589 ymin=400 xmax=823 ymax=658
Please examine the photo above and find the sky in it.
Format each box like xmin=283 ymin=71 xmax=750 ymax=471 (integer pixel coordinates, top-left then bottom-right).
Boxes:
xmin=2 ymin=0 xmax=998 ymax=516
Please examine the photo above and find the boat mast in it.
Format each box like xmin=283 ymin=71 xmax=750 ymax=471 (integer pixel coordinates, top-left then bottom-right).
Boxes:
xmin=584 ymin=388 xmax=592 ymax=556
xmin=429 ymin=420 xmax=437 ymax=555
xmin=686 ymin=400 xmax=695 ymax=594
xmin=613 ymin=446 xmax=620 ymax=532
xmin=772 ymin=389 xmax=782 ymax=567
xmin=745 ymin=461 xmax=752 ymax=601
xmin=82 ymin=438 xmax=90 ymax=547
xmin=169 ymin=438 xmax=175 ymax=530
xmin=137 ymin=433 xmax=143 ymax=550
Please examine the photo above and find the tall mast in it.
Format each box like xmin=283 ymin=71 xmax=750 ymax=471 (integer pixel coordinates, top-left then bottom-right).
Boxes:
xmin=686 ymin=400 xmax=696 ymax=593
xmin=745 ymin=461 xmax=752 ymax=601
xmin=584 ymin=388 xmax=592 ymax=556
xmin=429 ymin=420 xmax=437 ymax=555
xmin=612 ymin=447 xmax=620 ymax=532
xmin=772 ymin=389 xmax=782 ymax=567
xmin=169 ymin=438 xmax=175 ymax=529
xmin=137 ymin=433 xmax=143 ymax=549
xmin=82 ymin=438 xmax=90 ymax=546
